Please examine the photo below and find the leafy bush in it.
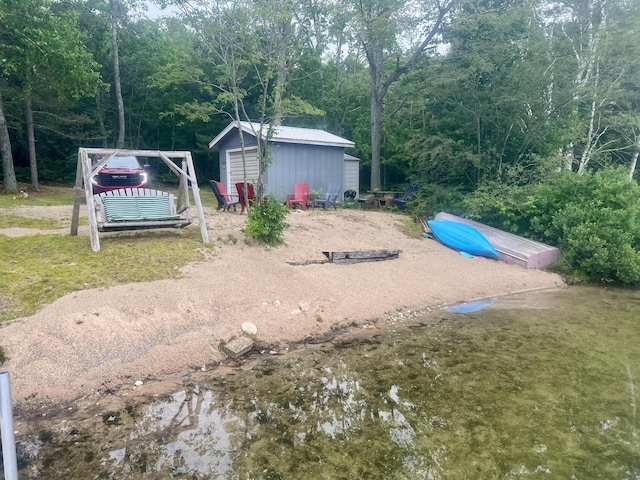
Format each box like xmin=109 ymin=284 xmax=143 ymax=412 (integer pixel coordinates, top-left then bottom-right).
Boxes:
xmin=539 ymin=169 xmax=640 ymax=284
xmin=465 ymin=168 xmax=640 ymax=285
xmin=407 ymin=183 xmax=466 ymax=218
xmin=245 ymin=196 xmax=290 ymax=246
xmin=463 ymin=182 xmax=538 ymax=237
xmin=0 ymin=345 xmax=6 ymax=364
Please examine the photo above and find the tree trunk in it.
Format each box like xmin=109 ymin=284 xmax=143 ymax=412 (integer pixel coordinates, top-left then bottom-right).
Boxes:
xmin=271 ymin=16 xmax=292 ymax=128
xmin=570 ymin=0 xmax=606 ymax=176
xmin=25 ymin=90 xmax=39 ymax=190
xmin=361 ymin=0 xmax=456 ymax=191
xmin=0 ymin=84 xmax=18 ymax=193
xmin=110 ymin=0 xmax=125 ymax=149
xmin=630 ymin=148 xmax=638 ymax=180
xmin=95 ymin=91 xmax=108 ymax=147
xmin=370 ymin=86 xmax=383 ymax=191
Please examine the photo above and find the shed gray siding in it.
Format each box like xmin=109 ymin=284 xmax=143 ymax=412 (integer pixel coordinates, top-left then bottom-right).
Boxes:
xmin=267 ymin=143 xmax=343 ymax=198
xmin=212 ymin=122 xmax=353 ymax=202
xmin=217 ymin=133 xmax=344 ymax=199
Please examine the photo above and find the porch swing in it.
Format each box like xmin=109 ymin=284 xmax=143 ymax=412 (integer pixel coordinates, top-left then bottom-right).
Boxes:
xmin=71 ymin=148 xmax=210 ymax=252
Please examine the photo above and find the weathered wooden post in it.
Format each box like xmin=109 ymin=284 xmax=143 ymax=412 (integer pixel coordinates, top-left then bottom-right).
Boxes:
xmin=0 ymin=371 xmax=18 ymax=480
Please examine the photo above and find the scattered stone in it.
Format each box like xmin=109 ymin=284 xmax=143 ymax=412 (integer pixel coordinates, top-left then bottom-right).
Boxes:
xmin=134 ymin=380 xmax=144 ymax=387
xmin=222 ymin=336 xmax=254 ymax=359
xmin=242 ymin=322 xmax=258 ymax=336
xmin=291 ymin=309 xmax=302 ymax=316
xmin=273 ymin=299 xmax=281 ymax=306
xmin=298 ymin=301 xmax=310 ymax=312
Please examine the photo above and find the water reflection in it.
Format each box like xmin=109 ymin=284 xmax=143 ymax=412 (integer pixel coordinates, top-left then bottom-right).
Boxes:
xmin=11 ymin=286 xmax=640 ymax=479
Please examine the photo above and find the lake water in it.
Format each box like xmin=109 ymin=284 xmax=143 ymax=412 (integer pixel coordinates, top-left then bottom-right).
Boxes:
xmin=7 ymin=286 xmax=640 ymax=479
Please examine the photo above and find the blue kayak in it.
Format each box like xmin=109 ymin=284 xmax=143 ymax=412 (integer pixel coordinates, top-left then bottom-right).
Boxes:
xmin=427 ymin=220 xmax=499 ymax=259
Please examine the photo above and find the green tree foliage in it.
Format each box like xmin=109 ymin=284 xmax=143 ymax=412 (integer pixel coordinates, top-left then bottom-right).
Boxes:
xmin=543 ymin=0 xmax=640 ymax=174
xmin=464 ymin=168 xmax=640 ymax=285
xmin=0 ymin=0 xmax=101 ymax=190
xmin=398 ymin=0 xmax=562 ymax=191
xmin=343 ymin=0 xmax=456 ymax=191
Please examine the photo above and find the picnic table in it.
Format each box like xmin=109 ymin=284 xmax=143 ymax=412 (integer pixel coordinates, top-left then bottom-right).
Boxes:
xmin=365 ymin=190 xmax=404 ymax=208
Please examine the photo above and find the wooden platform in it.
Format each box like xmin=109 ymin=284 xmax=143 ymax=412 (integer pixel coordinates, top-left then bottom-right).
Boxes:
xmin=433 ymin=212 xmax=560 ymax=269
xmin=322 ymin=249 xmax=401 ymax=264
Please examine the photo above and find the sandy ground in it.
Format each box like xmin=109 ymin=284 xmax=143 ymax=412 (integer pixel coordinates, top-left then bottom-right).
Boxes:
xmin=0 ymin=204 xmax=565 ymax=409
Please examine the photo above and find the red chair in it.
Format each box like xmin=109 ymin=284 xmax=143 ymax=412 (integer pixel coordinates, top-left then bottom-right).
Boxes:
xmin=235 ymin=182 xmax=256 ymax=214
xmin=286 ymin=182 xmax=309 ymax=210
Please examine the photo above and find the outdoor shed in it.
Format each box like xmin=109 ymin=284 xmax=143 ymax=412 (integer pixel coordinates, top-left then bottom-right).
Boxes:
xmin=209 ymin=121 xmax=356 ymax=200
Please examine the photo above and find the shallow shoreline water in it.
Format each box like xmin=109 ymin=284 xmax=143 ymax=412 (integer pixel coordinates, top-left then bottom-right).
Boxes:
xmin=8 ymin=285 xmax=640 ymax=479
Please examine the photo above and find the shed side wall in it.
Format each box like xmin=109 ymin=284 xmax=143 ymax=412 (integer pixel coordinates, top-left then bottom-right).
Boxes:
xmin=266 ymin=143 xmax=344 ymax=199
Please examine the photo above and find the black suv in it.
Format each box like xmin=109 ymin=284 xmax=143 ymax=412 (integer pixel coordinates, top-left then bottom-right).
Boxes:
xmin=91 ymin=155 xmax=149 ymax=194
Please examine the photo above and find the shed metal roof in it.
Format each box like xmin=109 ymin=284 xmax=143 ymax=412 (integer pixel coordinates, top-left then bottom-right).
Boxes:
xmin=209 ymin=121 xmax=355 ymax=149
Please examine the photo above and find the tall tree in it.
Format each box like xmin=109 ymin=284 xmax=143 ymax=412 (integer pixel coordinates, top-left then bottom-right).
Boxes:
xmin=347 ymin=0 xmax=456 ymax=190
xmin=0 ymin=84 xmax=16 ymax=193
xmin=0 ymin=0 xmax=100 ymax=192
xmin=544 ymin=0 xmax=640 ymax=174
xmin=110 ymin=0 xmax=126 ymax=148
xmin=162 ymin=0 xmax=322 ymax=197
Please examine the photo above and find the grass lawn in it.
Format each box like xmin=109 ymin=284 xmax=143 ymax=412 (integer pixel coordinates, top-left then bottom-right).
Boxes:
xmin=0 ymin=184 xmax=216 ymax=325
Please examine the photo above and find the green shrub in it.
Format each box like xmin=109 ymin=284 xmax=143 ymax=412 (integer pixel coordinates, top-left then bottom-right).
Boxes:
xmin=0 ymin=346 xmax=6 ymax=364
xmin=463 ymin=182 xmax=537 ymax=237
xmin=542 ymin=170 xmax=640 ymax=284
xmin=407 ymin=183 xmax=466 ymax=218
xmin=245 ymin=196 xmax=290 ymax=246
xmin=465 ymin=167 xmax=640 ymax=285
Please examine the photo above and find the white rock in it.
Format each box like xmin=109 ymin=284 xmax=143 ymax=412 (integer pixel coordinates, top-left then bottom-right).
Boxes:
xmin=134 ymin=380 xmax=144 ymax=387
xmin=242 ymin=322 xmax=258 ymax=336
xmin=298 ymin=301 xmax=310 ymax=312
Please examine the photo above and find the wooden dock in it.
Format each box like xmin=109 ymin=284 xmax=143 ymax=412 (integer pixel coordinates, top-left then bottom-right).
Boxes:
xmin=433 ymin=212 xmax=560 ymax=269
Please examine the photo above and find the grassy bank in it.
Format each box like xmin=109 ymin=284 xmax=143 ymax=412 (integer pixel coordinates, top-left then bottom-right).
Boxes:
xmin=0 ymin=185 xmax=216 ymax=325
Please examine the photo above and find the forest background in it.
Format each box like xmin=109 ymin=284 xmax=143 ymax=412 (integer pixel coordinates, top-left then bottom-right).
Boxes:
xmin=0 ymin=0 xmax=639 ymax=285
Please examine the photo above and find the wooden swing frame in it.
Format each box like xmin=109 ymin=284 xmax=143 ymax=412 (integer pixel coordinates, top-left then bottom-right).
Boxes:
xmin=71 ymin=148 xmax=209 ymax=252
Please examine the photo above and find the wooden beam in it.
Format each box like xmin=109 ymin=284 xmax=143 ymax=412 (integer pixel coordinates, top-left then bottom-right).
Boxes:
xmin=322 ymin=249 xmax=402 ymax=264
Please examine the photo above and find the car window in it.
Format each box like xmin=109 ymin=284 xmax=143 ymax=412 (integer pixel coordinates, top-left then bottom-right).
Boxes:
xmin=105 ymin=156 xmax=141 ymax=168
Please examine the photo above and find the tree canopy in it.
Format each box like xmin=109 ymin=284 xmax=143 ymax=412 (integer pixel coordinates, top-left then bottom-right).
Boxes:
xmin=0 ymin=0 xmax=638 ymax=192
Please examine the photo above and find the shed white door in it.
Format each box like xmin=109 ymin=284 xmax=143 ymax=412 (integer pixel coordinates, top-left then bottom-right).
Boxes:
xmin=344 ymin=159 xmax=360 ymax=197
xmin=228 ymin=148 xmax=260 ymax=189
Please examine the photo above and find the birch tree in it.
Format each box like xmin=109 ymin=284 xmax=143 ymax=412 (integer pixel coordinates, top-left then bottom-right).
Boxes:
xmin=548 ymin=0 xmax=635 ymax=174
xmin=162 ymin=0 xmax=322 ymax=200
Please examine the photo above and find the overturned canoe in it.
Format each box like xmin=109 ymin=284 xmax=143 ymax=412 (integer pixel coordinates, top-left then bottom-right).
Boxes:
xmin=322 ymin=249 xmax=401 ymax=264
xmin=427 ymin=220 xmax=499 ymax=259
xmin=434 ymin=212 xmax=561 ymax=269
